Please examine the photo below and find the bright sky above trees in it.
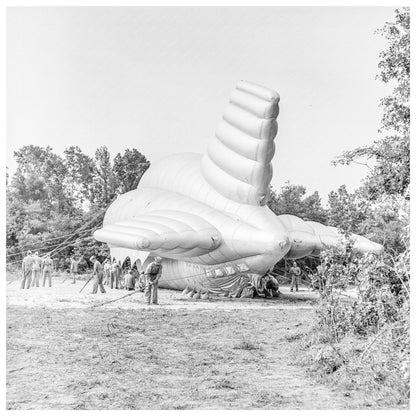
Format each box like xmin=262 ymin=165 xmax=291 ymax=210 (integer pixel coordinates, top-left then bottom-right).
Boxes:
xmin=7 ymin=7 xmax=395 ymax=204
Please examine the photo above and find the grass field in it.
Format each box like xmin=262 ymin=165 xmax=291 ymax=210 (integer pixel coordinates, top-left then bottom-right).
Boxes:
xmin=6 ymin=274 xmax=393 ymax=410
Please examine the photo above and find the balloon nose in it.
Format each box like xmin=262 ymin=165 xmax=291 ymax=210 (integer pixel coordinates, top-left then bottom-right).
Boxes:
xmin=273 ymin=235 xmax=291 ymax=257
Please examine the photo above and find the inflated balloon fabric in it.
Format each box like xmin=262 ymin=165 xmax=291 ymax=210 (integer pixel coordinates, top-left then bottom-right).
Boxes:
xmin=94 ymin=80 xmax=383 ymax=294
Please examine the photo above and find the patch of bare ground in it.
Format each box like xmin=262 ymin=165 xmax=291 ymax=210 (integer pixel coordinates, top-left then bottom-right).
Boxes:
xmin=6 ymin=279 xmax=379 ymax=410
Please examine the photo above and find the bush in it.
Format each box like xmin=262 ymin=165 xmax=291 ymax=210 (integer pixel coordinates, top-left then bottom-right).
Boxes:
xmin=304 ymin=234 xmax=409 ymax=407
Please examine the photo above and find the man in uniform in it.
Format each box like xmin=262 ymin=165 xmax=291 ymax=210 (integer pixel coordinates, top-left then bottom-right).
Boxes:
xmin=21 ymin=250 xmax=33 ymax=289
xmin=289 ymin=261 xmax=302 ymax=292
xmin=265 ymin=272 xmax=280 ymax=297
xmin=90 ymin=255 xmax=106 ymax=294
xmin=70 ymin=253 xmax=84 ymax=284
xmin=144 ymin=257 xmax=162 ymax=305
xmin=123 ymin=269 xmax=136 ymax=291
xmin=110 ymin=259 xmax=121 ymax=289
xmin=42 ymin=253 xmax=54 ymax=287
xmin=136 ymin=271 xmax=146 ymax=292
xmin=103 ymin=259 xmax=111 ymax=285
xmin=31 ymin=251 xmax=42 ymax=287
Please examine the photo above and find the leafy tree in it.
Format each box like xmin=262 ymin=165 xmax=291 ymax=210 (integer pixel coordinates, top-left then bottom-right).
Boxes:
xmin=91 ymin=146 xmax=117 ymax=207
xmin=7 ymin=144 xmax=152 ymax=268
xmin=327 ymin=185 xmax=368 ymax=233
xmin=357 ymin=194 xmax=409 ymax=254
xmin=113 ymin=148 xmax=150 ymax=194
xmin=333 ymin=8 xmax=410 ymax=199
xmin=11 ymin=145 xmax=70 ymax=213
xmin=302 ymin=191 xmax=328 ymax=224
xmin=268 ymin=182 xmax=328 ymax=223
xmin=63 ymin=146 xmax=95 ymax=208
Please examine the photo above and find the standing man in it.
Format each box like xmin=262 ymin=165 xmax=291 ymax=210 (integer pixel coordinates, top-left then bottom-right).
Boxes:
xmin=42 ymin=254 xmax=54 ymax=287
xmin=144 ymin=257 xmax=162 ymax=305
xmin=289 ymin=261 xmax=302 ymax=292
xmin=31 ymin=251 xmax=42 ymax=288
xmin=70 ymin=253 xmax=84 ymax=284
xmin=315 ymin=263 xmax=326 ymax=292
xmin=110 ymin=259 xmax=122 ymax=289
xmin=90 ymin=255 xmax=106 ymax=294
xmin=21 ymin=250 xmax=33 ymax=289
xmin=103 ymin=259 xmax=111 ymax=286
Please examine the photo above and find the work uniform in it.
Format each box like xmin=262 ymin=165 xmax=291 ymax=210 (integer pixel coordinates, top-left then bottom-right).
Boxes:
xmin=313 ymin=264 xmax=325 ymax=291
xmin=265 ymin=274 xmax=279 ymax=297
xmin=289 ymin=265 xmax=301 ymax=292
xmin=103 ymin=261 xmax=111 ymax=285
xmin=21 ymin=254 xmax=34 ymax=289
xmin=144 ymin=261 xmax=162 ymax=304
xmin=31 ymin=254 xmax=42 ymax=287
xmin=42 ymin=257 xmax=54 ymax=287
xmin=136 ymin=272 xmax=146 ymax=292
xmin=110 ymin=261 xmax=121 ymax=289
xmin=91 ymin=259 xmax=106 ymax=294
xmin=124 ymin=272 xmax=135 ymax=291
xmin=70 ymin=257 xmax=82 ymax=283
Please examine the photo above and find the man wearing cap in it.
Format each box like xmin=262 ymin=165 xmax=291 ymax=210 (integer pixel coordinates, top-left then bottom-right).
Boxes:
xmin=42 ymin=254 xmax=54 ymax=287
xmin=110 ymin=259 xmax=121 ymax=289
xmin=144 ymin=257 xmax=162 ymax=305
xmin=90 ymin=256 xmax=106 ymax=294
xmin=21 ymin=250 xmax=34 ymax=289
xmin=123 ymin=269 xmax=136 ymax=291
xmin=70 ymin=253 xmax=84 ymax=284
xmin=289 ymin=261 xmax=302 ymax=292
xmin=31 ymin=251 xmax=42 ymax=288
xmin=103 ymin=258 xmax=111 ymax=285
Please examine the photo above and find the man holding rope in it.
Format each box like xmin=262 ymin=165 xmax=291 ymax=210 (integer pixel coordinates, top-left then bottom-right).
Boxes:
xmin=144 ymin=257 xmax=162 ymax=305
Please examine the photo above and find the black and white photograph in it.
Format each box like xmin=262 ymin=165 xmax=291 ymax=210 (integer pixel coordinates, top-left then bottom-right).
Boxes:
xmin=5 ymin=4 xmax=411 ymax=411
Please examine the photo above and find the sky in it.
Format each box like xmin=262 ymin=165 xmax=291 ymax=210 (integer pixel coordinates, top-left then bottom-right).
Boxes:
xmin=6 ymin=6 xmax=395 ymax=205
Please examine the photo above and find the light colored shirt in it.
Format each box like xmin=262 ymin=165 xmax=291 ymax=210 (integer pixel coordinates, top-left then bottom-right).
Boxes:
xmin=124 ymin=273 xmax=135 ymax=289
xmin=93 ymin=260 xmax=103 ymax=276
xmin=145 ymin=261 xmax=162 ymax=282
xmin=289 ymin=266 xmax=301 ymax=276
xmin=22 ymin=255 xmax=34 ymax=273
xmin=70 ymin=258 xmax=81 ymax=272
xmin=43 ymin=258 xmax=53 ymax=271
xmin=32 ymin=255 xmax=42 ymax=271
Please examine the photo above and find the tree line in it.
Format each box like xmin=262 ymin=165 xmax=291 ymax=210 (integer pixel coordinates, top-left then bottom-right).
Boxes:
xmin=6 ymin=146 xmax=150 ymax=268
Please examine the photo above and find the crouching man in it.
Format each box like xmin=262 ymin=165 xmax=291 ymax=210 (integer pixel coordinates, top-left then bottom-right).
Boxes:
xmin=144 ymin=257 xmax=162 ymax=305
xmin=123 ymin=269 xmax=136 ymax=291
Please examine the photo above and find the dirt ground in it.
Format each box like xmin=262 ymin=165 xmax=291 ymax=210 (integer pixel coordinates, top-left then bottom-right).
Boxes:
xmin=6 ymin=273 xmax=379 ymax=410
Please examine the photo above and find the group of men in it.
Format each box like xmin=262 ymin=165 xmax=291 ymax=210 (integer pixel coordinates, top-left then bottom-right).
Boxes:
xmin=20 ymin=249 xmax=316 ymax=301
xmin=20 ymin=250 xmax=163 ymax=305
xmin=88 ymin=255 xmax=163 ymax=305
xmin=21 ymin=250 xmax=54 ymax=289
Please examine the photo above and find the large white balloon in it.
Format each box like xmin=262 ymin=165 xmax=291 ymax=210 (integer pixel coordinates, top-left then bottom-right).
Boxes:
xmin=94 ymin=81 xmax=383 ymax=295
